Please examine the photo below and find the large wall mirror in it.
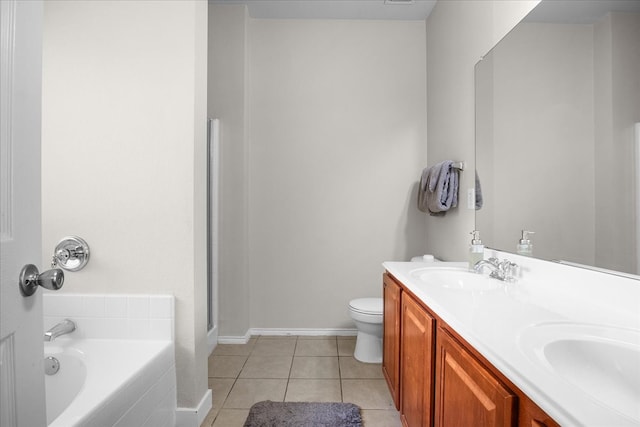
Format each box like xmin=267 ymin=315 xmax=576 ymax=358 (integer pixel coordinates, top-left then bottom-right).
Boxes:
xmin=475 ymin=0 xmax=640 ymax=275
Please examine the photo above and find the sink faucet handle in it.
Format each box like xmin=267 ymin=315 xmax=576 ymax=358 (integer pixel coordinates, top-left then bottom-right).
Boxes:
xmin=499 ymin=260 xmax=518 ymax=281
xmin=499 ymin=259 xmax=515 ymax=268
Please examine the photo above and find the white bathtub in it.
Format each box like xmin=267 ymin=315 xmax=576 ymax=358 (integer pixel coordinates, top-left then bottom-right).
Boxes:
xmin=43 ymin=293 xmax=177 ymax=427
xmin=45 ymin=339 xmax=176 ymax=427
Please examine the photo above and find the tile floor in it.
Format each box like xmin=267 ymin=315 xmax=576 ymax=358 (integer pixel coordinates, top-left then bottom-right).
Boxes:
xmin=201 ymin=335 xmax=402 ymax=427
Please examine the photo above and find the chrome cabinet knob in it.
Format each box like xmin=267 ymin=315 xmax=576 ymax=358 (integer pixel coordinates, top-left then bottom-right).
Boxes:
xmin=19 ymin=264 xmax=65 ymax=297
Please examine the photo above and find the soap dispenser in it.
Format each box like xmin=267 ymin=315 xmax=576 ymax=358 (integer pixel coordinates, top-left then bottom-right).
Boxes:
xmin=468 ymin=230 xmax=484 ymax=270
xmin=517 ymin=230 xmax=535 ymax=256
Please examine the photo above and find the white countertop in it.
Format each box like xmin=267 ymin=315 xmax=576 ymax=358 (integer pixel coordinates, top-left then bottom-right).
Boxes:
xmin=383 ymin=250 xmax=640 ymax=427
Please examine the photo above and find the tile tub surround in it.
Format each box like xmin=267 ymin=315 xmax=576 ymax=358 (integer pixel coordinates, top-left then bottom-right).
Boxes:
xmin=384 ymin=253 xmax=640 ymax=426
xmin=43 ymin=293 xmax=174 ymax=341
xmin=202 ymin=336 xmax=402 ymax=427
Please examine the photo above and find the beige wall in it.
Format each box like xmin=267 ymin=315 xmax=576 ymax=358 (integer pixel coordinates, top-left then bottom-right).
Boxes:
xmin=210 ymin=6 xmax=428 ymax=335
xmin=248 ymin=19 xmax=428 ymax=330
xmin=42 ymin=0 xmax=209 ymax=410
xmin=425 ymin=0 xmax=539 ymax=261
xmin=208 ymin=5 xmax=251 ymax=337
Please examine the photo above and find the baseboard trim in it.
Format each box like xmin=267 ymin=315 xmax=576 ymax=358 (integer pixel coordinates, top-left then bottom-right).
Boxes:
xmin=251 ymin=328 xmax=358 ymax=337
xmin=218 ymin=328 xmax=357 ymax=344
xmin=175 ymin=389 xmax=212 ymax=427
xmin=218 ymin=329 xmax=252 ymax=344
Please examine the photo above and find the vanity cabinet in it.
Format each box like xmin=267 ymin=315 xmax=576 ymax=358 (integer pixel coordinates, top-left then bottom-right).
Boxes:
xmin=382 ymin=274 xmax=401 ymax=408
xmin=400 ymin=291 xmax=434 ymax=427
xmin=435 ymin=327 xmax=515 ymax=427
xmin=518 ymin=399 xmax=560 ymax=427
xmin=382 ymin=272 xmax=559 ymax=427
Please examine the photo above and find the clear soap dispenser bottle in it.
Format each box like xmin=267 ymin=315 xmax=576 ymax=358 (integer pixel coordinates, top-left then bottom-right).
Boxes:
xmin=469 ymin=230 xmax=484 ymax=270
xmin=517 ymin=230 xmax=535 ymax=256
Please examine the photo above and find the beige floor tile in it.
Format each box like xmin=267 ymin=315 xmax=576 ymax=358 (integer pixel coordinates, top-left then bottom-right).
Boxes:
xmin=211 ymin=338 xmax=256 ymax=356
xmin=208 ymin=355 xmax=247 ymax=378
xmin=337 ymin=338 xmax=356 ymax=356
xmin=208 ymin=378 xmax=235 ymax=409
xmin=342 ymin=379 xmax=395 ymax=410
xmin=238 ymin=355 xmax=293 ymax=379
xmin=210 ymin=409 xmax=249 ymax=427
xmin=223 ymin=379 xmax=288 ymax=408
xmin=361 ymin=409 xmax=403 ymax=427
xmin=200 ymin=406 xmax=217 ymax=427
xmin=339 ymin=356 xmax=383 ymax=379
xmin=290 ymin=356 xmax=340 ymax=379
xmin=251 ymin=338 xmax=297 ymax=356
xmin=285 ymin=379 xmax=342 ymax=402
xmin=294 ymin=338 xmax=338 ymax=356
xmin=256 ymin=335 xmax=297 ymax=341
xmin=297 ymin=335 xmax=336 ymax=340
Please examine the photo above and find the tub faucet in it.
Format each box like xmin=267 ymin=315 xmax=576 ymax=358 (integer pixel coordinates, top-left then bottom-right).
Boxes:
xmin=44 ymin=319 xmax=76 ymax=341
xmin=473 ymin=257 xmax=517 ymax=282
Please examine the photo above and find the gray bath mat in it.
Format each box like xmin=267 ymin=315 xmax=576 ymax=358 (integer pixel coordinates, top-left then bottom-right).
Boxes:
xmin=244 ymin=401 xmax=362 ymax=427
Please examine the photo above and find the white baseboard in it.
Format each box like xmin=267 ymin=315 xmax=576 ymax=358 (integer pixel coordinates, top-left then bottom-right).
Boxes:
xmin=251 ymin=328 xmax=357 ymax=337
xmin=217 ymin=329 xmax=252 ymax=344
xmin=175 ymin=389 xmax=212 ymax=427
xmin=218 ymin=328 xmax=357 ymax=344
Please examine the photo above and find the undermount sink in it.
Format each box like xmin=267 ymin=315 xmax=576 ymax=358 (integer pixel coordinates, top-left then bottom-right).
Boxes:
xmin=409 ymin=268 xmax=501 ymax=292
xmin=518 ymin=322 xmax=640 ymax=423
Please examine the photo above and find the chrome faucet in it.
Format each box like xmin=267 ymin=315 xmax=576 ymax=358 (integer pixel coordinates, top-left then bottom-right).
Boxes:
xmin=473 ymin=257 xmax=518 ymax=282
xmin=44 ymin=319 xmax=76 ymax=341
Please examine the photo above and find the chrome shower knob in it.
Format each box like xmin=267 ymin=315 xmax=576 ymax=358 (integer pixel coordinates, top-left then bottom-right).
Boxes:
xmin=52 ymin=236 xmax=90 ymax=271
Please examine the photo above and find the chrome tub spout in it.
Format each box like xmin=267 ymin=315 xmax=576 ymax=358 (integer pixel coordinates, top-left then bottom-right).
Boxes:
xmin=44 ymin=319 xmax=76 ymax=342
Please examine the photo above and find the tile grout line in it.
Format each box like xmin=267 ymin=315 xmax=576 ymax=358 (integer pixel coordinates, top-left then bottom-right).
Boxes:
xmin=337 ymin=336 xmax=346 ymax=403
xmin=208 ymin=336 xmax=399 ymax=426
xmin=210 ymin=337 xmax=257 ymax=422
xmin=282 ymin=336 xmax=298 ymax=402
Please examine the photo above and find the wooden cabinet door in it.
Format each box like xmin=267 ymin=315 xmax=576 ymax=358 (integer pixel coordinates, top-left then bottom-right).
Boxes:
xmin=435 ymin=328 xmax=516 ymax=427
xmin=382 ymin=273 xmax=401 ymax=409
xmin=400 ymin=293 xmax=435 ymax=427
xmin=518 ymin=398 xmax=560 ymax=427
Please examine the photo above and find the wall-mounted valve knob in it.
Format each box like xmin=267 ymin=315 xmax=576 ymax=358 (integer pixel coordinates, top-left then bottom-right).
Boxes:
xmin=51 ymin=236 xmax=90 ymax=271
xmin=19 ymin=264 xmax=65 ymax=297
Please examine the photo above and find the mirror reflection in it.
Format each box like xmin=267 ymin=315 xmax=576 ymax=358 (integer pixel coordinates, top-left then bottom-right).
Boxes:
xmin=475 ymin=1 xmax=640 ymax=275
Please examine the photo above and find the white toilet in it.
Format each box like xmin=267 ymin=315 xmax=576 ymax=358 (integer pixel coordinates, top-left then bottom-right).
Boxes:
xmin=348 ymin=297 xmax=383 ymax=363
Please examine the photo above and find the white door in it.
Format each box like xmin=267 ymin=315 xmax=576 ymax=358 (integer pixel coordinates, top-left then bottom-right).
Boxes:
xmin=0 ymin=1 xmax=47 ymax=426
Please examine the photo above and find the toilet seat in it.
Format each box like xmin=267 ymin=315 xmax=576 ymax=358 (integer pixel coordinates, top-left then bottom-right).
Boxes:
xmin=349 ymin=298 xmax=383 ymax=315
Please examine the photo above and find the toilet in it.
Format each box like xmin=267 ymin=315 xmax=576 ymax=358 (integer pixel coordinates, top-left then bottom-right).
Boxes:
xmin=348 ymin=297 xmax=383 ymax=363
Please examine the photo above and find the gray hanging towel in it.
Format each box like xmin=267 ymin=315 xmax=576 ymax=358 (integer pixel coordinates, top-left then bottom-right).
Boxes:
xmin=417 ymin=160 xmax=459 ymax=215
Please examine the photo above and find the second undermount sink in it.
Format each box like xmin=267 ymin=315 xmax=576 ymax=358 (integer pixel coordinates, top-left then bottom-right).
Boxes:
xmin=409 ymin=268 xmax=501 ymax=292
xmin=518 ymin=322 xmax=640 ymax=423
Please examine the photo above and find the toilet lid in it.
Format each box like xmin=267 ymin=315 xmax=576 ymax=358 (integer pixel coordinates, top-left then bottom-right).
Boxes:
xmin=349 ymin=298 xmax=383 ymax=315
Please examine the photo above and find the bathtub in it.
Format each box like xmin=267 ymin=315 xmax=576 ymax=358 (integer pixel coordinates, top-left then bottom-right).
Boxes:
xmin=43 ymin=293 xmax=176 ymax=427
